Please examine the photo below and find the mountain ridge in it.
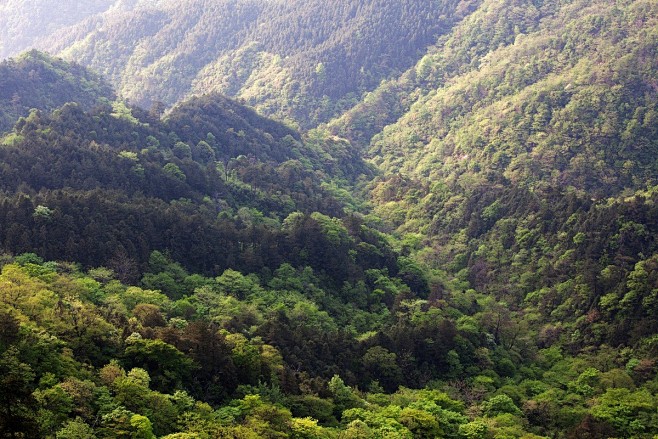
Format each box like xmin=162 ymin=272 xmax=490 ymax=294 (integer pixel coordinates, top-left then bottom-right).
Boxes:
xmin=0 ymin=0 xmax=118 ymax=59
xmin=0 ymin=50 xmax=115 ymax=132
xmin=35 ymin=0 xmax=475 ymax=127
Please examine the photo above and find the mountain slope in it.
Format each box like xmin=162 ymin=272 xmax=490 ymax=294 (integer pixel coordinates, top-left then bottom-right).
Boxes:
xmin=0 ymin=50 xmax=115 ymax=132
xmin=0 ymin=0 xmax=117 ymax=59
xmin=36 ymin=0 xmax=475 ymax=127
xmin=0 ymin=52 xmax=376 ymax=276
xmin=366 ymin=0 xmax=658 ymax=196
xmin=326 ymin=0 xmax=658 ymax=348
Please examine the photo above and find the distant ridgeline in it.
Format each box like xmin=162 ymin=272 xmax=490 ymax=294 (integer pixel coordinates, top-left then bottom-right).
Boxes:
xmin=34 ymin=0 xmax=475 ymax=128
xmin=0 ymin=51 xmax=115 ymax=133
xmin=0 ymin=0 xmax=116 ymax=59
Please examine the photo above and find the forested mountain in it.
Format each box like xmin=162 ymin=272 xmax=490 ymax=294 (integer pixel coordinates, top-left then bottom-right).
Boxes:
xmin=0 ymin=0 xmax=118 ymax=59
xmin=3 ymin=0 xmax=658 ymax=437
xmin=0 ymin=51 xmax=114 ymax=132
xmin=0 ymin=87 xmax=371 ymax=277
xmin=34 ymin=0 xmax=473 ymax=128
xmin=329 ymin=0 xmax=658 ymax=337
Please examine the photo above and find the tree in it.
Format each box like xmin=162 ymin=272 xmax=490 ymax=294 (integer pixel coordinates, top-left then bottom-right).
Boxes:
xmin=123 ymin=339 xmax=194 ymax=392
xmin=590 ymin=388 xmax=658 ymax=437
xmin=34 ymin=384 xmax=74 ymax=435
xmin=216 ymin=269 xmax=262 ymax=300
xmin=0 ymin=309 xmax=20 ymax=351
xmin=173 ymin=142 xmax=192 ymax=160
xmin=482 ymin=394 xmax=522 ymax=417
xmin=328 ymin=375 xmax=363 ymax=418
xmin=399 ymin=407 xmax=441 ymax=438
xmin=56 ymin=418 xmax=97 ymax=439
xmin=459 ymin=421 xmax=488 ymax=439
xmin=290 ymin=417 xmax=326 ymax=439
xmin=0 ymin=346 xmax=39 ymax=437
xmin=130 ymin=414 xmax=156 ymax=439
xmin=362 ymin=346 xmax=402 ymax=392
xmin=163 ymin=163 xmax=186 ymax=181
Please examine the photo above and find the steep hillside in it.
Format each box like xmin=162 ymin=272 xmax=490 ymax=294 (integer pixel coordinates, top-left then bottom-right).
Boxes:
xmin=0 ymin=0 xmax=117 ymax=59
xmin=329 ymin=0 xmax=553 ymax=148
xmin=0 ymin=53 xmax=373 ymax=276
xmin=366 ymin=0 xmax=658 ymax=195
xmin=328 ymin=0 xmax=658 ymax=345
xmin=36 ymin=0 xmax=474 ymax=127
xmin=0 ymin=51 xmax=115 ymax=132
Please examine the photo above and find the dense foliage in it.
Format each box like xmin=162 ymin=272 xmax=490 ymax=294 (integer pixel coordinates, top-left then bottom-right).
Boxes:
xmin=334 ymin=0 xmax=658 ymax=340
xmin=35 ymin=0 xmax=473 ymax=127
xmin=0 ymin=0 xmax=115 ymax=59
xmin=0 ymin=51 xmax=114 ymax=132
xmin=0 ymin=86 xmax=375 ymax=277
xmin=2 ymin=0 xmax=658 ymax=436
xmin=2 ymin=242 xmax=658 ymax=437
